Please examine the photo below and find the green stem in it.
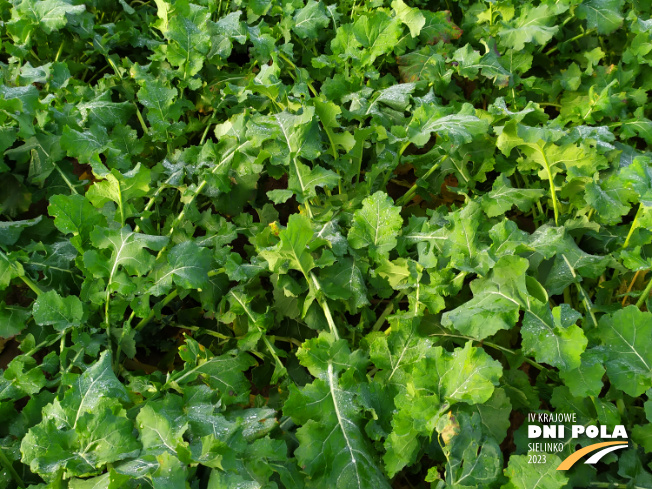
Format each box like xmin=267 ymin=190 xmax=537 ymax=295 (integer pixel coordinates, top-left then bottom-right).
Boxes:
xmin=430 ymin=332 xmax=551 ymax=373
xmin=0 ymin=250 xmax=43 ymax=296
xmin=199 ymin=113 xmax=217 ymax=146
xmin=20 ymin=275 xmax=43 ymax=296
xmin=396 ymin=155 xmax=448 ymax=207
xmin=310 ymin=272 xmax=339 ymax=340
xmin=537 ymin=147 xmax=560 ymax=225
xmin=0 ymin=447 xmax=23 ymax=488
xmin=561 ymin=254 xmax=598 ymax=327
xmin=545 ymin=29 xmax=595 ymax=56
xmin=134 ymin=289 xmax=179 ymax=332
xmin=623 ymin=203 xmax=642 ymax=249
xmin=54 ymin=41 xmax=64 ymax=62
xmin=134 ymin=103 xmax=149 ymax=136
xmin=635 ymin=275 xmax=652 ymax=309
xmin=24 ymin=331 xmax=65 ymax=358
xmin=372 ymin=302 xmax=393 ymax=332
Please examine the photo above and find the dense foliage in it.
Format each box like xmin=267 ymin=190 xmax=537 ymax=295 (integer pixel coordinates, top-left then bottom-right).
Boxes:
xmin=1 ymin=0 xmax=652 ymax=487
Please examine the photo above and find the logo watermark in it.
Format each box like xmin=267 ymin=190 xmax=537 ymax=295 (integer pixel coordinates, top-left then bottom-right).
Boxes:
xmin=526 ymin=411 xmax=628 ymax=470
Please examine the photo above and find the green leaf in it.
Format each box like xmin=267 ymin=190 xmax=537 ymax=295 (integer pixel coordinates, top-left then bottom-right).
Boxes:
xmin=137 ymin=78 xmax=187 ymax=138
xmin=502 ymin=453 xmax=568 ymax=489
xmin=419 ymin=10 xmax=462 ymax=44
xmin=481 ymin=174 xmax=545 ymax=217
xmin=384 ymin=342 xmax=502 ymax=476
xmin=48 ymin=195 xmax=102 ymax=237
xmin=175 ymin=336 xmax=256 ymax=405
xmin=367 ymin=314 xmax=431 ymax=387
xmin=10 ymin=0 xmax=85 ymax=35
xmin=559 ymin=349 xmax=605 ymax=397
xmin=21 ymin=352 xmax=136 ymax=478
xmin=391 ymin=0 xmax=425 ymax=38
xmin=0 ymin=302 xmax=30 ymax=338
xmin=597 ymin=306 xmax=652 ymax=397
xmin=352 ymin=11 xmax=403 ymax=66
xmin=0 ymin=354 xmax=46 ymax=400
xmin=60 ymin=125 xmax=109 ymax=165
xmin=84 ymin=226 xmax=168 ymax=280
xmin=292 ymin=0 xmax=330 ymax=39
xmin=78 ymin=92 xmax=134 ymax=128
xmin=284 ymin=333 xmax=391 ymax=489
xmin=576 ymin=0 xmax=624 ymax=34
xmin=320 ymin=258 xmax=370 ymax=310
xmin=32 ymin=290 xmax=83 ymax=332
xmin=498 ymin=4 xmax=562 ymax=51
xmin=442 ymin=201 xmax=495 ymax=275
xmin=161 ymin=5 xmax=211 ymax=81
xmin=348 ymin=191 xmax=402 ymax=262
xmin=405 ymin=104 xmax=487 ymax=147
xmin=261 ymin=213 xmax=315 ymax=278
xmin=288 ymin=160 xmax=339 ymax=204
xmin=440 ymin=412 xmax=502 ymax=487
xmin=147 ymin=241 xmax=211 ymax=295
xmin=85 ymin=164 xmax=151 ymax=224
xmin=397 ymin=46 xmax=449 ymax=84
xmin=453 ymin=44 xmax=512 ymax=87
xmin=522 ymin=301 xmax=587 ymax=371
xmin=442 ymin=255 xmax=528 ymax=340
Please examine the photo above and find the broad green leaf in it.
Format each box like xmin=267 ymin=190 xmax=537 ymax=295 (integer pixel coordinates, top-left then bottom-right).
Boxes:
xmin=352 ymin=11 xmax=403 ymax=66
xmin=419 ymin=10 xmax=462 ymax=43
xmin=137 ymin=78 xmax=187 ymax=138
xmin=457 ymin=388 xmax=512 ymax=444
xmin=84 ymin=226 xmax=168 ymax=287
xmin=49 ymin=194 xmax=106 ymax=240
xmin=78 ymin=92 xmax=134 ymax=128
xmin=397 ymin=46 xmax=449 ymax=84
xmin=86 ymin=164 xmax=151 ymax=224
xmin=21 ymin=352 xmax=136 ymax=478
xmin=175 ymin=336 xmax=256 ymax=405
xmin=284 ymin=333 xmax=391 ymax=489
xmin=453 ymin=44 xmax=512 ymax=87
xmin=481 ymin=174 xmax=545 ymax=217
xmin=367 ymin=315 xmax=431 ymax=387
xmin=147 ymin=241 xmax=211 ymax=295
xmin=160 ymin=5 xmax=211 ymax=81
xmin=384 ymin=342 xmax=501 ymax=476
xmin=502 ymin=453 xmax=568 ymax=489
xmin=0 ymin=355 xmax=46 ymax=400
xmin=0 ymin=302 xmax=30 ymax=338
xmin=442 ymin=256 xmax=529 ymax=339
xmin=391 ymin=0 xmax=425 ymax=38
xmin=559 ymin=349 xmax=605 ymax=397
xmin=288 ymin=160 xmax=339 ymax=204
xmin=405 ymin=103 xmax=486 ymax=147
xmin=441 ymin=201 xmax=495 ymax=275
xmin=348 ymin=191 xmax=402 ymax=262
xmin=522 ymin=301 xmax=587 ymax=371
xmin=576 ymin=0 xmax=624 ymax=34
xmin=60 ymin=125 xmax=109 ymax=165
xmin=260 ymin=213 xmax=315 ymax=278
xmin=440 ymin=412 xmax=502 ymax=487
xmin=292 ymin=0 xmax=330 ymax=39
xmin=9 ymin=0 xmax=85 ymax=35
xmin=597 ymin=306 xmax=652 ymax=397
xmin=32 ymin=290 xmax=83 ymax=332
xmin=208 ymin=11 xmax=247 ymax=59
xmin=320 ymin=258 xmax=370 ymax=310
xmin=498 ymin=4 xmax=563 ymax=51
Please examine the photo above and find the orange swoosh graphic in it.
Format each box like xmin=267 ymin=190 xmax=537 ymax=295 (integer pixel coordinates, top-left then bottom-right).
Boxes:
xmin=557 ymin=441 xmax=629 ymax=470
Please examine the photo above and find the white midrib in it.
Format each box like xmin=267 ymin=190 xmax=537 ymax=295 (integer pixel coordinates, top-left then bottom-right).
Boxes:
xmin=387 ymin=328 xmax=414 ymax=382
xmin=327 ymin=362 xmax=361 ymax=487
